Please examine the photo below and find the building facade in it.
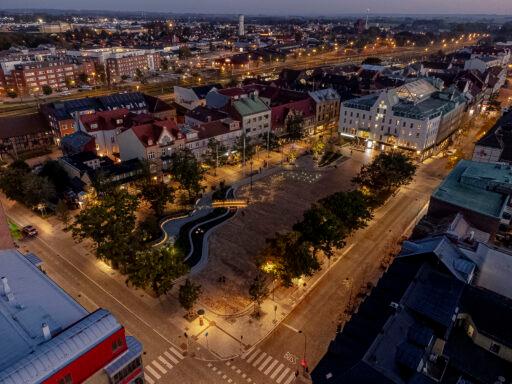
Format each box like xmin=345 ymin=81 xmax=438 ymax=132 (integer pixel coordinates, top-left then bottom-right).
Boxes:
xmin=0 ymin=247 xmax=144 ymax=384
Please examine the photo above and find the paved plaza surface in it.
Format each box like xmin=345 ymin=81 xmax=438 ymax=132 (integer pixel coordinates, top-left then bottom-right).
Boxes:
xmin=0 ymin=111 xmax=483 ymax=383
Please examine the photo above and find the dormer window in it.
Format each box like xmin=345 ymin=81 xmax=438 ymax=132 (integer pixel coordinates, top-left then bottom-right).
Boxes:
xmin=91 ymin=123 xmax=98 ymax=129
xmin=116 ymin=119 xmax=123 ymax=124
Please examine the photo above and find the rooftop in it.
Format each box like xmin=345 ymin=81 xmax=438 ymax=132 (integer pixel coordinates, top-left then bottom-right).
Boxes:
xmin=0 ymin=248 xmax=88 ymax=372
xmin=432 ymin=160 xmax=512 ymax=219
xmin=232 ymin=95 xmax=270 ymax=116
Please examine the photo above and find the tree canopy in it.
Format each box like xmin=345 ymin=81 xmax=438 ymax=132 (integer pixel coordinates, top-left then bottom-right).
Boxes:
xmin=178 ymin=279 xmax=202 ymax=316
xmin=139 ymin=180 xmax=174 ymax=218
xmin=169 ymin=148 xmax=204 ymax=199
xmin=126 ymin=245 xmax=189 ymax=297
xmin=70 ymin=188 xmax=141 ymax=268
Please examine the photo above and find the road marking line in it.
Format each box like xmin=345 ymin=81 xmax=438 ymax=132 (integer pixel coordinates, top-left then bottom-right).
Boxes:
xmin=145 ymin=365 xmax=161 ymax=380
xmin=245 ymin=349 xmax=260 ymax=363
xmin=264 ymin=359 xmax=279 ymax=375
xmin=169 ymin=346 xmax=184 ymax=359
xmin=276 ymin=367 xmax=290 ymax=383
xmin=258 ymin=356 xmax=273 ymax=371
xmin=164 ymin=351 xmax=179 ymax=364
xmin=282 ymin=323 xmax=299 ymax=333
xmin=152 ymin=361 xmax=167 ymax=374
xmin=20 ymin=227 xmax=183 ymax=352
xmin=270 ymin=363 xmax=284 ymax=379
xmin=252 ymin=352 xmax=267 ymax=367
xmin=144 ymin=373 xmax=155 ymax=384
xmin=158 ymin=356 xmax=173 ymax=369
xmin=283 ymin=372 xmax=296 ymax=384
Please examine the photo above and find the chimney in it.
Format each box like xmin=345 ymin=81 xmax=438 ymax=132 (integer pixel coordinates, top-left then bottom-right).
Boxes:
xmin=1 ymin=277 xmax=10 ymax=295
xmin=147 ymin=139 xmax=154 ymax=146
xmin=42 ymin=323 xmax=51 ymax=341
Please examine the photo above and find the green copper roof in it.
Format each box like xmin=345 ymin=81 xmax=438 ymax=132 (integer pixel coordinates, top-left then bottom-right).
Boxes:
xmin=433 ymin=160 xmax=512 ymax=218
xmin=233 ymin=96 xmax=270 ymax=116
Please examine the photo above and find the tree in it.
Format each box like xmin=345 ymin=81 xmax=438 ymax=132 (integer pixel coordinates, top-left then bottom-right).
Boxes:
xmin=233 ymin=134 xmax=256 ymax=163
xmin=126 ymin=246 xmax=189 ymax=297
xmin=293 ymin=204 xmax=347 ymax=258
xmin=352 ymin=152 xmax=416 ymax=201
xmin=22 ymin=174 xmax=56 ymax=208
xmin=55 ymin=199 xmax=70 ymax=225
xmin=178 ymin=279 xmax=202 ymax=317
xmin=202 ymin=138 xmax=227 ymax=171
xmin=78 ymin=73 xmax=88 ymax=85
xmin=41 ymin=85 xmax=52 ymax=96
xmin=259 ymin=232 xmax=320 ymax=287
xmin=160 ymin=58 xmax=170 ymax=71
xmin=169 ymin=148 xmax=204 ymax=200
xmin=139 ymin=181 xmax=174 ymax=218
xmin=6 ymin=90 xmax=17 ymax=98
xmin=137 ymin=215 xmax=162 ymax=243
xmin=248 ymin=275 xmax=268 ymax=317
xmin=260 ymin=131 xmax=279 ymax=151
xmin=178 ymin=46 xmax=192 ymax=59
xmin=286 ymin=114 xmax=305 ymax=140
xmin=70 ymin=188 xmax=141 ymax=268
xmin=0 ymin=160 xmax=31 ymax=202
xmin=39 ymin=160 xmax=70 ymax=193
xmin=135 ymin=68 xmax=144 ymax=82
xmin=320 ymin=190 xmax=373 ymax=233
xmin=310 ymin=138 xmax=325 ymax=159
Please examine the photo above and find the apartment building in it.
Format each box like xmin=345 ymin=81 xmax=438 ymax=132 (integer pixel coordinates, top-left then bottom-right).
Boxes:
xmin=0 ymin=59 xmax=94 ymax=96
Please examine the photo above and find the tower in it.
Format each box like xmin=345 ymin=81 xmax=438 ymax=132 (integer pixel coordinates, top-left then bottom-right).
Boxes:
xmin=238 ymin=14 xmax=245 ymax=37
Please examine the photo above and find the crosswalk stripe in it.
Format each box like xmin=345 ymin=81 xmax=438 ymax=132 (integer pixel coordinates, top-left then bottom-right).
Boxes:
xmin=164 ymin=351 xmax=179 ymax=364
xmin=276 ymin=367 xmax=291 ymax=383
xmin=258 ymin=356 xmax=273 ymax=371
xmin=283 ymin=372 xmax=296 ymax=384
xmin=270 ymin=363 xmax=284 ymax=379
xmin=145 ymin=365 xmax=161 ymax=380
xmin=144 ymin=373 xmax=155 ymax=384
xmin=158 ymin=356 xmax=173 ymax=369
xmin=153 ymin=361 xmax=167 ymax=374
xmin=246 ymin=349 xmax=261 ymax=363
xmin=264 ymin=359 xmax=279 ymax=375
xmin=252 ymin=352 xmax=267 ymax=367
xmin=169 ymin=346 xmax=184 ymax=359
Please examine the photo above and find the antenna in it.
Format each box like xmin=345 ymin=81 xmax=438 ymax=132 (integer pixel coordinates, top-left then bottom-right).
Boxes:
xmin=365 ymin=8 xmax=370 ymax=30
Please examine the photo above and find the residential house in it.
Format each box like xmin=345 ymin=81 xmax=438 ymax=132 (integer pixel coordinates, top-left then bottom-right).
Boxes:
xmin=117 ymin=120 xmax=185 ymax=173
xmin=174 ymin=83 xmax=221 ymax=110
xmin=186 ymin=118 xmax=241 ymax=158
xmin=0 ymin=113 xmax=54 ymax=158
xmin=78 ymin=108 xmax=129 ymax=157
xmin=308 ymin=88 xmax=340 ymax=133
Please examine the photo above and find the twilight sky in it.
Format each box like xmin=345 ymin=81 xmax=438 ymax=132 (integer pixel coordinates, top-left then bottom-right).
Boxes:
xmin=1 ymin=0 xmax=512 ymax=15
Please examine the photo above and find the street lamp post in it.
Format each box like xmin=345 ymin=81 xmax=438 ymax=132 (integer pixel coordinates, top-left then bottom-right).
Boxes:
xmin=298 ymin=330 xmax=308 ymax=375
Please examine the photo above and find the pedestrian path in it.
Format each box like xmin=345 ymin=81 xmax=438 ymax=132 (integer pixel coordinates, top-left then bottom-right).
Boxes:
xmin=143 ymin=346 xmax=185 ymax=384
xmin=234 ymin=348 xmax=296 ymax=384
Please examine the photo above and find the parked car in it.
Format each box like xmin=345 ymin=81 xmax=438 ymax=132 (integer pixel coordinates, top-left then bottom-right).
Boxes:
xmin=22 ymin=225 xmax=38 ymax=237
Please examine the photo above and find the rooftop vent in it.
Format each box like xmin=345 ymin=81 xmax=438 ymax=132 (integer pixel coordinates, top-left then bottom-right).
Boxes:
xmin=1 ymin=276 xmax=11 ymax=295
xmin=42 ymin=323 xmax=51 ymax=341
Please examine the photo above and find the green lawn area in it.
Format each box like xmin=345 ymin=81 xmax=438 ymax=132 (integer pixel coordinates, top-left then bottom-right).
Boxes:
xmin=8 ymin=220 xmax=22 ymax=240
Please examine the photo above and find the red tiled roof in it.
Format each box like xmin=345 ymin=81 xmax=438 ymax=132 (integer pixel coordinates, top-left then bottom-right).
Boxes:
xmin=131 ymin=120 xmax=180 ymax=147
xmin=196 ymin=120 xmax=234 ymax=140
xmin=80 ymin=108 xmax=129 ymax=132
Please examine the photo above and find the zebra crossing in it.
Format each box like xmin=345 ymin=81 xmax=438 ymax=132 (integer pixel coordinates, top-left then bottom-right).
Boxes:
xmin=143 ymin=346 xmax=185 ymax=384
xmin=238 ymin=348 xmax=297 ymax=384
